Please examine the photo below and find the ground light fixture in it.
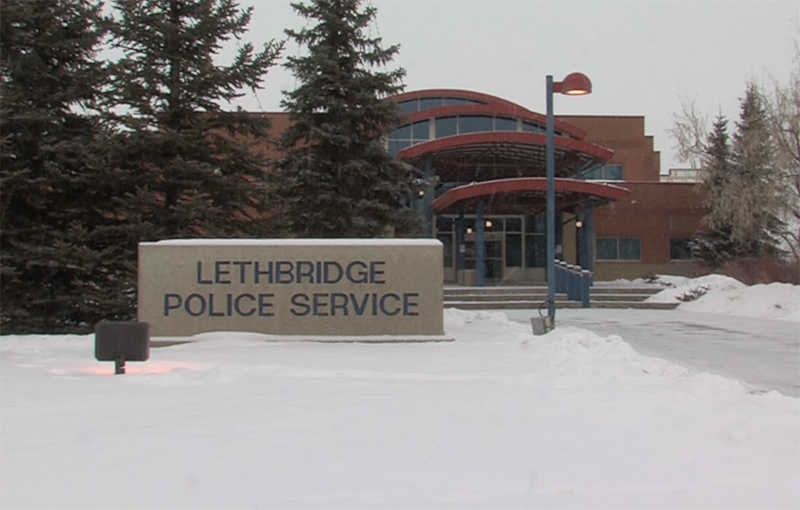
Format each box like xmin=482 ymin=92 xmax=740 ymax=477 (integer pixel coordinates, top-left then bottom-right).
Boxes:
xmin=95 ymin=321 xmax=150 ymax=374
xmin=546 ymin=72 xmax=592 ymax=324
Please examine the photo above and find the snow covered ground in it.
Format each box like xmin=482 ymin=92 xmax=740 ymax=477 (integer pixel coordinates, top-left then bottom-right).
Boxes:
xmin=1 ymin=277 xmax=799 ymax=509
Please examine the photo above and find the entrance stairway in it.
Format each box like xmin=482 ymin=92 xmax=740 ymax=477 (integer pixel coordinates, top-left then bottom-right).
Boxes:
xmin=443 ymin=285 xmax=678 ymax=310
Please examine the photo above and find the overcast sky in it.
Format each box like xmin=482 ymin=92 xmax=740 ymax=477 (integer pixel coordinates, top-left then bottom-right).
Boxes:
xmin=231 ymin=0 xmax=799 ymax=172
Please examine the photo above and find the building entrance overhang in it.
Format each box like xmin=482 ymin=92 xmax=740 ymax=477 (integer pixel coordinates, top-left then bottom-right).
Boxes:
xmin=399 ymin=132 xmax=614 ymax=183
xmin=430 ymin=177 xmax=630 ymax=215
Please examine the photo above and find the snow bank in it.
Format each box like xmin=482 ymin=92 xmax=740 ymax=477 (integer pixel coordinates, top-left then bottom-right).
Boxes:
xmin=1 ymin=311 xmax=797 ymax=509
xmin=445 ymin=309 xmax=774 ymax=396
xmin=646 ymin=275 xmax=800 ymax=321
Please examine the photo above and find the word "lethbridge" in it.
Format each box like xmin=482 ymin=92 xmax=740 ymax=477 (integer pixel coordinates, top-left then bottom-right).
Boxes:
xmin=196 ymin=260 xmax=387 ymax=285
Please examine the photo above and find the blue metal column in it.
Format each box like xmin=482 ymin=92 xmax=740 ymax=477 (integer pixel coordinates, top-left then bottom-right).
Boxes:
xmin=585 ymin=199 xmax=594 ymax=274
xmin=455 ymin=210 xmax=465 ymax=273
xmin=545 ymin=76 xmax=556 ymax=322
xmin=455 ymin=210 xmax=464 ymax=286
xmin=577 ymin=209 xmax=586 ymax=268
xmin=555 ymin=211 xmax=564 ymax=261
xmin=422 ymin=159 xmax=434 ymax=238
xmin=475 ymin=199 xmax=485 ymax=287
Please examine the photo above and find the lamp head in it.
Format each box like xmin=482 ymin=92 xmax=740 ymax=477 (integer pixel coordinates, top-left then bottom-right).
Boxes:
xmin=556 ymin=72 xmax=592 ymax=95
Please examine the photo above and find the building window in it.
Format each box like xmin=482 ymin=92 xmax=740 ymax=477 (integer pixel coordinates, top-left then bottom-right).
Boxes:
xmin=435 ymin=216 xmax=454 ymax=268
xmin=458 ymin=115 xmax=494 ymax=134
xmin=396 ymin=97 xmax=485 ymax=114
xmin=495 ymin=117 xmax=517 ymax=131
xmin=522 ymin=120 xmax=564 ymax=136
xmin=670 ymin=238 xmax=694 ymax=260
xmin=506 ymin=234 xmax=522 ymax=267
xmin=525 ymin=236 xmax=546 ymax=267
xmin=388 ymin=120 xmax=430 ymax=157
xmin=596 ymin=238 xmax=641 ymax=261
xmin=524 ymin=214 xmax=546 ymax=267
xmin=412 ymin=120 xmax=429 ymax=140
xmin=580 ymin=164 xmax=624 ymax=181
xmin=435 ymin=116 xmax=458 ymax=138
xmin=522 ymin=120 xmax=545 ymax=133
xmin=397 ymin=100 xmax=418 ymax=113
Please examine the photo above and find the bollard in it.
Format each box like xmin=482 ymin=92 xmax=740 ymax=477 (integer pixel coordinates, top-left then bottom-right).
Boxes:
xmin=557 ymin=260 xmax=569 ymax=294
xmin=554 ymin=260 xmax=562 ymax=294
xmin=567 ymin=264 xmax=578 ymax=301
xmin=581 ymin=269 xmax=592 ymax=308
xmin=565 ymin=264 xmax=573 ymax=300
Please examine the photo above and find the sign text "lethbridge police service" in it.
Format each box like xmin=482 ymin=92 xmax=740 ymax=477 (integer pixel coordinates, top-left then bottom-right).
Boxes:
xmin=164 ymin=259 xmax=420 ymax=318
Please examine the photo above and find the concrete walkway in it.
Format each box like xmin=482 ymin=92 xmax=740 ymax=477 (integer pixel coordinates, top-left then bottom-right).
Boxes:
xmin=500 ymin=308 xmax=800 ymax=397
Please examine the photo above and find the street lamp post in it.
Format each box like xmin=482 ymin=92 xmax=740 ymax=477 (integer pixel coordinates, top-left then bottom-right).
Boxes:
xmin=545 ymin=72 xmax=592 ymax=325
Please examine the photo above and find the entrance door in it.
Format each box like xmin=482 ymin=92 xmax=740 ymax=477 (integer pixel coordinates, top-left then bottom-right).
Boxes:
xmin=465 ymin=233 xmax=504 ymax=283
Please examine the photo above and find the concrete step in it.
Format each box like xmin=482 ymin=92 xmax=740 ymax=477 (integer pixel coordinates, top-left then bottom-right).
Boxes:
xmin=443 ymin=284 xmax=671 ymax=309
xmin=444 ymin=299 xmax=679 ymax=310
xmin=580 ymin=293 xmax=657 ymax=302
xmin=589 ymin=300 xmax=678 ymax=310
xmin=444 ymin=286 xmax=547 ymax=295
xmin=444 ymin=292 xmax=550 ymax=301
xmin=444 ymin=292 xmax=660 ymax=303
xmin=445 ymin=285 xmax=663 ymax=295
xmin=591 ymin=287 xmax=664 ymax=296
xmin=444 ymin=300 xmax=580 ymax=310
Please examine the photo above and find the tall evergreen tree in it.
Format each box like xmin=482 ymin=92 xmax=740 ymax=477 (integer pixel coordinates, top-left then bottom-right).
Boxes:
xmin=690 ymin=86 xmax=783 ymax=267
xmin=275 ymin=0 xmax=419 ymax=238
xmin=108 ymin=0 xmax=282 ymax=239
xmin=0 ymin=0 xmax=134 ymax=333
xmin=690 ymin=115 xmax=737 ymax=267
xmin=728 ymin=83 xmax=782 ymax=254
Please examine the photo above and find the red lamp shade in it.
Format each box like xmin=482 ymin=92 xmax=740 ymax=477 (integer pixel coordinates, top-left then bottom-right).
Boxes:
xmin=557 ymin=72 xmax=592 ymax=95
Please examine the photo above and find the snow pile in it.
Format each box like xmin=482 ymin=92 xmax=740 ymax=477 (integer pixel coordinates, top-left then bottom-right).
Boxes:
xmin=645 ymin=274 xmax=800 ymax=321
xmin=447 ymin=310 xmax=771 ymax=396
xmin=2 ymin=310 xmax=798 ymax=509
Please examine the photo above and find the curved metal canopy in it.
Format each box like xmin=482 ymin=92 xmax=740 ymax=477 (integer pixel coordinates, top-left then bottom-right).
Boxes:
xmin=398 ymin=132 xmax=613 ymax=184
xmin=430 ymin=177 xmax=630 ymax=215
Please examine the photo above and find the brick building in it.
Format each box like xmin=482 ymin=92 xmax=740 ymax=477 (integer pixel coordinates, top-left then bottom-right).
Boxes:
xmin=258 ymin=88 xmax=707 ymax=283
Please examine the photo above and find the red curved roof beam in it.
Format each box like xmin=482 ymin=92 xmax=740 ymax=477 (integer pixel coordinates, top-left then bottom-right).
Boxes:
xmin=392 ymin=89 xmax=520 ymax=109
xmin=430 ymin=178 xmax=631 ymax=214
xmin=391 ymin=89 xmax=588 ymax=139
xmin=398 ymin=131 xmax=613 ymax=163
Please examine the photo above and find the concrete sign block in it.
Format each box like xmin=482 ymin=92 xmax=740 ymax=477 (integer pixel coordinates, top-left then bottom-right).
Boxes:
xmin=138 ymin=239 xmax=445 ymax=339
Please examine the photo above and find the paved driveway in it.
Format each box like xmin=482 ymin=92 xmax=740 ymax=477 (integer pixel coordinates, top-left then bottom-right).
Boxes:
xmin=500 ymin=308 xmax=800 ymax=397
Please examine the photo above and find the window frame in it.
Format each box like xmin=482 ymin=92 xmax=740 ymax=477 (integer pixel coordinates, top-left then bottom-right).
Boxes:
xmin=596 ymin=237 xmax=642 ymax=261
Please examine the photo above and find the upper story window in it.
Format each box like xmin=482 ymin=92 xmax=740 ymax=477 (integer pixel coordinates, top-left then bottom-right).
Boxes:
xmin=431 ymin=115 xmax=535 ymax=139
xmin=580 ymin=164 xmax=624 ymax=181
xmin=387 ymin=119 xmax=430 ymax=157
xmin=387 ymin=113 xmax=571 ymax=156
xmin=522 ymin=120 xmax=545 ymax=133
xmin=397 ymin=96 xmax=486 ymax=114
xmin=458 ymin=115 xmax=494 ymax=134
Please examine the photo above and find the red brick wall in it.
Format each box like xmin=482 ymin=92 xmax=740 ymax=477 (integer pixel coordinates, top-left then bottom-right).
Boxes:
xmin=592 ymin=182 xmax=707 ymax=278
xmin=561 ymin=115 xmax=661 ymax=182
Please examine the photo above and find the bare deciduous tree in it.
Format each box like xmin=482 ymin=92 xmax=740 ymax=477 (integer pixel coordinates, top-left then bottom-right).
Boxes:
xmin=764 ymin=44 xmax=800 ymax=262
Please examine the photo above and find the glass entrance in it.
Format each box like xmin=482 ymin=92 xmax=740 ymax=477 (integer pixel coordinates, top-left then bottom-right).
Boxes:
xmin=436 ymin=214 xmax=535 ymax=284
xmin=465 ymin=233 xmax=503 ymax=283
